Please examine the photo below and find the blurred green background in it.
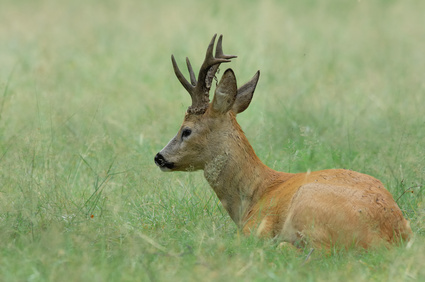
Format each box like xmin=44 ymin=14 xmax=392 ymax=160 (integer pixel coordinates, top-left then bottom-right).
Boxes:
xmin=0 ymin=0 xmax=424 ymax=281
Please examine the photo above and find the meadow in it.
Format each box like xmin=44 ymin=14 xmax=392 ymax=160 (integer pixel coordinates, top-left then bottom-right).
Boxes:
xmin=0 ymin=0 xmax=424 ymax=281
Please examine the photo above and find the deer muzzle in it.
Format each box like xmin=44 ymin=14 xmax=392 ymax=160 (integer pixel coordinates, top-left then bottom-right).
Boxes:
xmin=154 ymin=152 xmax=175 ymax=171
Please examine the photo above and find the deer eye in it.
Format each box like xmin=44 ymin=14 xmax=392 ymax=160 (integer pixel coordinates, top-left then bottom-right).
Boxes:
xmin=181 ymin=128 xmax=192 ymax=139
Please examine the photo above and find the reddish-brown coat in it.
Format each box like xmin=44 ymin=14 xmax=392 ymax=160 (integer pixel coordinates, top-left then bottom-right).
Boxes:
xmin=156 ymin=35 xmax=412 ymax=249
xmin=244 ymin=169 xmax=411 ymax=248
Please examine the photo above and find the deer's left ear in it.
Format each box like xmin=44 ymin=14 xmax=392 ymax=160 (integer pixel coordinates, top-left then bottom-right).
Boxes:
xmin=211 ymin=68 xmax=238 ymax=114
xmin=232 ymin=71 xmax=260 ymax=114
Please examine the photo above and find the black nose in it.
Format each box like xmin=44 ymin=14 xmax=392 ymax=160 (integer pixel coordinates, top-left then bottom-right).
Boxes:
xmin=154 ymin=153 xmax=174 ymax=169
xmin=154 ymin=153 xmax=165 ymax=166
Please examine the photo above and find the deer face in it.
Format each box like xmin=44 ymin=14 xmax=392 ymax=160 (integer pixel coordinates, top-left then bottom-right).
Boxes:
xmin=154 ymin=113 xmax=211 ymax=172
xmin=154 ymin=35 xmax=260 ymax=172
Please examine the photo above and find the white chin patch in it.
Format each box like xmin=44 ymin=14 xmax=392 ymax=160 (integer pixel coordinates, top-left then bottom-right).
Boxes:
xmin=159 ymin=167 xmax=172 ymax=172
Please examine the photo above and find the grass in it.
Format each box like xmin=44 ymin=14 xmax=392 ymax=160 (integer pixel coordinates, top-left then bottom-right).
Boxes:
xmin=0 ymin=0 xmax=424 ymax=281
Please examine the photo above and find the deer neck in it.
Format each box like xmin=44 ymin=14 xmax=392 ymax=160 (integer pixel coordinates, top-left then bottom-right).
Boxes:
xmin=203 ymin=123 xmax=278 ymax=227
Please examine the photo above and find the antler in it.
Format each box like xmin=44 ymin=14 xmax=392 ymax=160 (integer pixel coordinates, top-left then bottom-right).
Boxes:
xmin=171 ymin=34 xmax=237 ymax=114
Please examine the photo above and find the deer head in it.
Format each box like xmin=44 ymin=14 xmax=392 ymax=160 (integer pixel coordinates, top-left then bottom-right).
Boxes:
xmin=154 ymin=34 xmax=260 ymax=172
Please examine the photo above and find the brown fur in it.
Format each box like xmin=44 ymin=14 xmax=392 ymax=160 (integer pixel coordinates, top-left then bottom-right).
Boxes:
xmin=156 ymin=50 xmax=412 ymax=250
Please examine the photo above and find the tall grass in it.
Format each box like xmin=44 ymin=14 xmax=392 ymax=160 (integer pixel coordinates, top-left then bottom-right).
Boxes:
xmin=0 ymin=0 xmax=424 ymax=280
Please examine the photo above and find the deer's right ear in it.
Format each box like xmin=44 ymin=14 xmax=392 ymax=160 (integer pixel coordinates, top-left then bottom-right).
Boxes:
xmin=211 ymin=69 xmax=238 ymax=114
xmin=232 ymin=71 xmax=260 ymax=114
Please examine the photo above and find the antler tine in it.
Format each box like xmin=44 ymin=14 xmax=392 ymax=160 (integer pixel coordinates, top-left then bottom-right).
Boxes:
xmin=216 ymin=34 xmax=237 ymax=60
xmin=186 ymin=58 xmax=197 ymax=86
xmin=171 ymin=55 xmax=194 ymax=94
xmin=171 ymin=34 xmax=237 ymax=115
xmin=205 ymin=33 xmax=218 ymax=61
xmin=197 ymin=34 xmax=235 ymax=92
xmin=201 ymin=34 xmax=233 ymax=69
xmin=203 ymin=34 xmax=238 ymax=90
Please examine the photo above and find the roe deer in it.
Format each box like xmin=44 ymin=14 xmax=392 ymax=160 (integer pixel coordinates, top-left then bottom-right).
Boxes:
xmin=154 ymin=34 xmax=412 ymax=249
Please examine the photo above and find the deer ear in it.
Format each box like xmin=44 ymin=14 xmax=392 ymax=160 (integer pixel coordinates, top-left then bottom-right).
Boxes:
xmin=211 ymin=68 xmax=238 ymax=114
xmin=232 ymin=71 xmax=260 ymax=114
